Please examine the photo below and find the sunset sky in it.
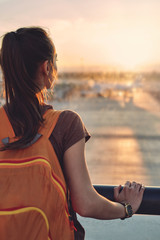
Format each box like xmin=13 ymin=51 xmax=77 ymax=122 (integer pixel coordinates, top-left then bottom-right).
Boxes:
xmin=0 ymin=0 xmax=160 ymax=72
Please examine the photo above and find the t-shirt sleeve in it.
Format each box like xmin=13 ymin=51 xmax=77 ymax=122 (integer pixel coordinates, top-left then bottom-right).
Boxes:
xmin=62 ymin=110 xmax=90 ymax=153
xmin=50 ymin=110 xmax=90 ymax=161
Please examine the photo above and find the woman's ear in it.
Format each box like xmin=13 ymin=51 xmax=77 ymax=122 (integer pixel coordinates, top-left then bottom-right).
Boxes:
xmin=36 ymin=60 xmax=50 ymax=90
xmin=41 ymin=60 xmax=49 ymax=76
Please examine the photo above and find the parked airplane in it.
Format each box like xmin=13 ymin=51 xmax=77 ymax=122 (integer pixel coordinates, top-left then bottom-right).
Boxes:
xmin=81 ymin=75 xmax=143 ymax=99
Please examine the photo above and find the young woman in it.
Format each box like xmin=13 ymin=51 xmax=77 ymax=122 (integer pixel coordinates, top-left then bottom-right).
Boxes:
xmin=0 ymin=27 xmax=144 ymax=239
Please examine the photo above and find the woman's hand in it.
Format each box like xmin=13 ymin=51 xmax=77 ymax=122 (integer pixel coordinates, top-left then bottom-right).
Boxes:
xmin=114 ymin=181 xmax=145 ymax=214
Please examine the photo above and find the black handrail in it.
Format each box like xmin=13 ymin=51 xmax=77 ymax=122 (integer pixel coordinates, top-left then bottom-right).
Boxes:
xmin=94 ymin=185 xmax=160 ymax=215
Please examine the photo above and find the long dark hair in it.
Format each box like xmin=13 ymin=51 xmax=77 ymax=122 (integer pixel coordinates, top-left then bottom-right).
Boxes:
xmin=0 ymin=27 xmax=55 ymax=150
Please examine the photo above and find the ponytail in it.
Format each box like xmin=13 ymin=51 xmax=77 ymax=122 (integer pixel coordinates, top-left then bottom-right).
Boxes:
xmin=0 ymin=27 xmax=55 ymax=150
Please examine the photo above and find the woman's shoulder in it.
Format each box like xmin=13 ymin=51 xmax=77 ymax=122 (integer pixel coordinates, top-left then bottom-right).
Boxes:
xmin=59 ymin=109 xmax=82 ymax=120
xmin=43 ymin=104 xmax=80 ymax=120
xmin=57 ymin=110 xmax=84 ymax=131
xmin=42 ymin=104 xmax=83 ymax=126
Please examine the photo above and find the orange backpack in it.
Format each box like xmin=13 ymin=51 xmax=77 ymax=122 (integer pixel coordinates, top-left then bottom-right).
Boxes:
xmin=0 ymin=107 xmax=74 ymax=240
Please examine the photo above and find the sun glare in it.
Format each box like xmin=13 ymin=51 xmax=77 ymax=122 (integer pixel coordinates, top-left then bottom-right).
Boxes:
xmin=107 ymin=27 xmax=155 ymax=70
xmin=51 ymin=16 xmax=160 ymax=72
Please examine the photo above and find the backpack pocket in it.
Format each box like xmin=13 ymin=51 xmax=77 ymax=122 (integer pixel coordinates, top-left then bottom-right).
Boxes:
xmin=0 ymin=207 xmax=50 ymax=240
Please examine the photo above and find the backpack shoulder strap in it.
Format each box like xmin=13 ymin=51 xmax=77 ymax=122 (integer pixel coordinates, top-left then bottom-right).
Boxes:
xmin=39 ymin=109 xmax=62 ymax=139
xmin=0 ymin=107 xmax=15 ymax=140
xmin=0 ymin=107 xmax=61 ymax=144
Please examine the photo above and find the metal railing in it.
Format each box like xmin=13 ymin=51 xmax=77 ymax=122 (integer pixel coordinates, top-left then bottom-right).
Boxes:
xmin=94 ymin=185 xmax=160 ymax=215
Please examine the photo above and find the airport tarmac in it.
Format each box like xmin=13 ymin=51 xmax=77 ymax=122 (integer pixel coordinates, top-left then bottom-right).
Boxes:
xmin=53 ymin=88 xmax=160 ymax=239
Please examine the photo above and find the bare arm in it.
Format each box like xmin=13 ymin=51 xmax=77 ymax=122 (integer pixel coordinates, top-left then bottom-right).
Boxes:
xmin=63 ymin=138 xmax=144 ymax=219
